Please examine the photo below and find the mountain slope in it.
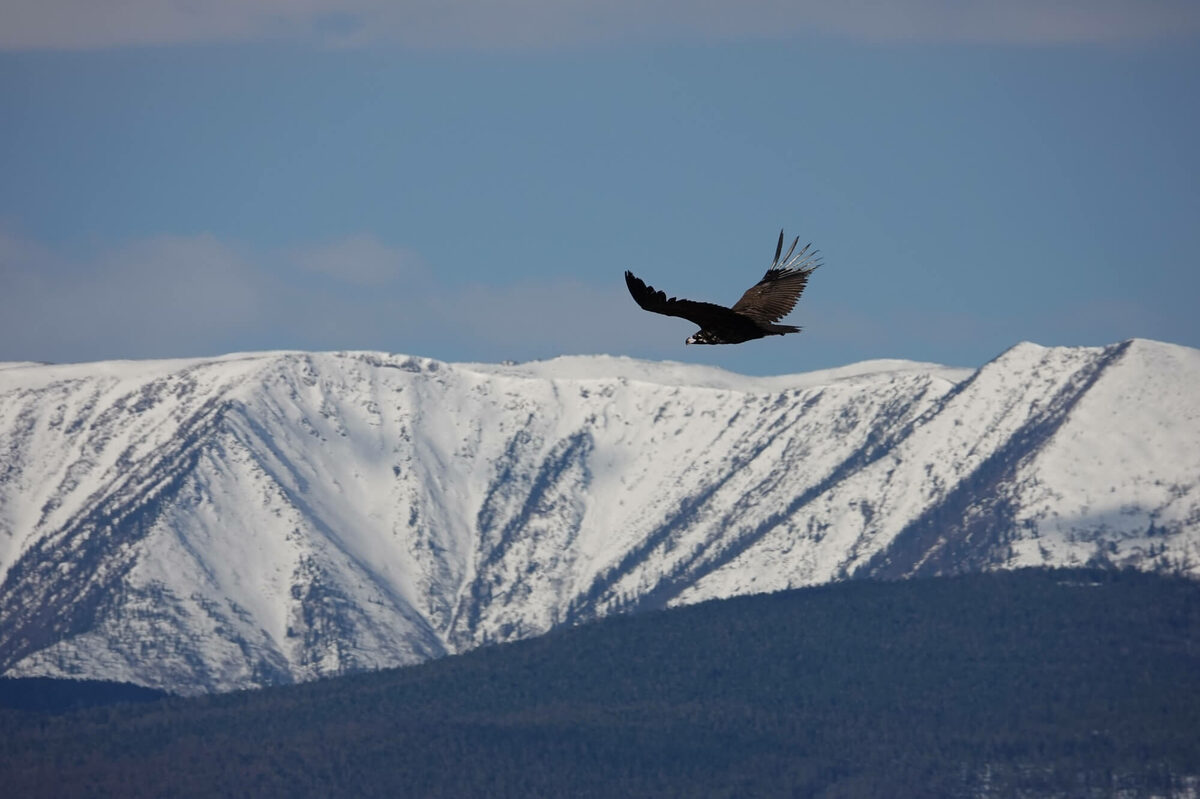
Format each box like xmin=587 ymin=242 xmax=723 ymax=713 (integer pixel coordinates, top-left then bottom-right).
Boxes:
xmin=1 ymin=339 xmax=1197 ymax=693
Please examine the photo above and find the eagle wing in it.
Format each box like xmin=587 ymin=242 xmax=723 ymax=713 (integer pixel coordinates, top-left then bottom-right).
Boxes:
xmin=625 ymin=271 xmax=746 ymax=330
xmin=729 ymin=230 xmax=821 ymax=324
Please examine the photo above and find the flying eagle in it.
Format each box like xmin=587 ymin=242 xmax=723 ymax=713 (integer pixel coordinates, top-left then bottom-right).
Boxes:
xmin=625 ymin=230 xmax=821 ymax=345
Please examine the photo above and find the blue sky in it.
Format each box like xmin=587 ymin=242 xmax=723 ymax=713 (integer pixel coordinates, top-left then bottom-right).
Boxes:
xmin=2 ymin=2 xmax=1198 ymax=375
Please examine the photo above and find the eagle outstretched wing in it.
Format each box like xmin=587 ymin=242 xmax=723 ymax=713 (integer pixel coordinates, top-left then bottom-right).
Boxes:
xmin=729 ymin=230 xmax=821 ymax=324
xmin=624 ymin=271 xmax=748 ymax=330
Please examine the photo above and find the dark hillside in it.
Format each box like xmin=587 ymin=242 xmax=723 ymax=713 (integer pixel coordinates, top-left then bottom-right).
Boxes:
xmin=1 ymin=568 xmax=1197 ymax=797
xmin=0 ymin=677 xmax=170 ymax=713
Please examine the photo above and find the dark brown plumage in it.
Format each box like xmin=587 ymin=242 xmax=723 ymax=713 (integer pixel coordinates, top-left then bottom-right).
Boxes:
xmin=625 ymin=230 xmax=821 ymax=345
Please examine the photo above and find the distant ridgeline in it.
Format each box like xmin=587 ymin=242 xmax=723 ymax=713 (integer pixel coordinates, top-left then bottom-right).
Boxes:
xmin=1 ymin=567 xmax=1197 ymax=798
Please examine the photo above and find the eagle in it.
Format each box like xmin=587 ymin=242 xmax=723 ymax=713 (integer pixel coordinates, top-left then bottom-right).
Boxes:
xmin=624 ymin=230 xmax=821 ymax=345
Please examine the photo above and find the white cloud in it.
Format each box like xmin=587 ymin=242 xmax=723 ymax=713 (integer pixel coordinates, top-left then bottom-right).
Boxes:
xmin=2 ymin=0 xmax=1197 ymax=51
xmin=0 ymin=231 xmax=267 ymax=363
xmin=293 ymin=233 xmax=427 ymax=287
xmin=0 ymin=229 xmax=658 ymax=365
xmin=3 ymin=228 xmax=1178 ymax=370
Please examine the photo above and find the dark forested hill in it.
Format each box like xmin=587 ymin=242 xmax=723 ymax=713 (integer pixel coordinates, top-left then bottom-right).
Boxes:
xmin=0 ymin=677 xmax=169 ymax=713
xmin=1 ymin=568 xmax=1198 ymax=798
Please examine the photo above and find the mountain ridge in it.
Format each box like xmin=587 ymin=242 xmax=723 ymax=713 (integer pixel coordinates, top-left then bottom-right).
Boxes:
xmin=1 ymin=338 xmax=1197 ymax=694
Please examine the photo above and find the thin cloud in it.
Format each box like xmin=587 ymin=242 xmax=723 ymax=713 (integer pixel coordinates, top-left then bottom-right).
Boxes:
xmin=2 ymin=229 xmax=1183 ymax=370
xmin=293 ymin=234 xmax=427 ymax=288
xmin=2 ymin=1 xmax=1197 ymax=51
xmin=0 ymin=231 xmax=267 ymax=363
xmin=0 ymin=229 xmax=658 ymax=365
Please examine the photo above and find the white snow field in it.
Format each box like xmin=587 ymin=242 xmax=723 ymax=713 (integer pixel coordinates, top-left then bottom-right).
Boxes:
xmin=0 ymin=338 xmax=1196 ymax=694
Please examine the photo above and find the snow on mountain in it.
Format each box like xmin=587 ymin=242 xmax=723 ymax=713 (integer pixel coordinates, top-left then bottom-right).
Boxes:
xmin=1 ymin=339 xmax=1197 ymax=694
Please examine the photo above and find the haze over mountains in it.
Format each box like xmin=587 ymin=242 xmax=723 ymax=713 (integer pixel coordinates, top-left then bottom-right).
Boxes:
xmin=1 ymin=338 xmax=1197 ymax=694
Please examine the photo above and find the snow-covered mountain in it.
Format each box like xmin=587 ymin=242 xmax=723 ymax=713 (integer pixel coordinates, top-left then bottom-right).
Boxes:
xmin=1 ymin=339 xmax=1197 ymax=694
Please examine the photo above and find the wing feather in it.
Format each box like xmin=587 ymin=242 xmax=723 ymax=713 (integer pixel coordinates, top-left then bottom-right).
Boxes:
xmin=729 ymin=232 xmax=821 ymax=324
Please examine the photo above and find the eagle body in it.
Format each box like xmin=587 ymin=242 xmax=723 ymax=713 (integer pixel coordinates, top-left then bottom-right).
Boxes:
xmin=625 ymin=230 xmax=821 ymax=345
